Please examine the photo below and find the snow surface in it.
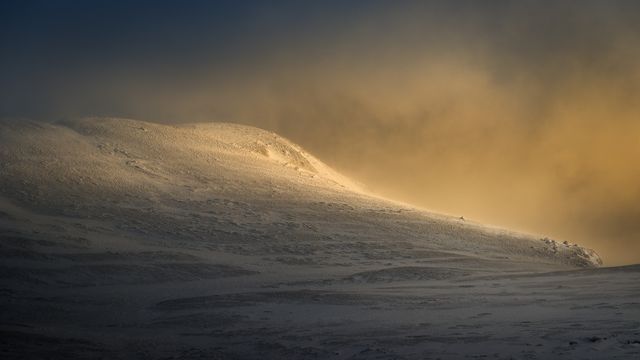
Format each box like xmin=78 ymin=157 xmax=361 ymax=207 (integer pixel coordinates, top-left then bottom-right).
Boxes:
xmin=1 ymin=117 xmax=637 ymax=359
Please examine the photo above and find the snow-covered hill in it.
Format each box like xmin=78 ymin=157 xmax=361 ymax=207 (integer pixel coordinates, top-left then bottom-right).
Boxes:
xmin=3 ymin=118 xmax=637 ymax=360
xmin=0 ymin=117 xmax=600 ymax=272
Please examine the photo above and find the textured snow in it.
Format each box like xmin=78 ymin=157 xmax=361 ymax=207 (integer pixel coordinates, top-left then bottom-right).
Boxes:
xmin=1 ymin=117 xmax=636 ymax=360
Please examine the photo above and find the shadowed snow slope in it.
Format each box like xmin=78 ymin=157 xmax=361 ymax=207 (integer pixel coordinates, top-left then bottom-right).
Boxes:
xmin=5 ymin=118 xmax=635 ymax=360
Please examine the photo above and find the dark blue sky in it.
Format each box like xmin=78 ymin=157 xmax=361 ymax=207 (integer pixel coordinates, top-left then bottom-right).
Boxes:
xmin=2 ymin=0 xmax=639 ymax=120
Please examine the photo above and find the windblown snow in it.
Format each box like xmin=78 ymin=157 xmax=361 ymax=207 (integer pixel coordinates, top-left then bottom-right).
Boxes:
xmin=1 ymin=117 xmax=637 ymax=360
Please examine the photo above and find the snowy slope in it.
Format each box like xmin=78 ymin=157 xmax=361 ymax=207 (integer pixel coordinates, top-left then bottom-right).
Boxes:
xmin=3 ymin=118 xmax=636 ymax=360
xmin=0 ymin=117 xmax=600 ymax=272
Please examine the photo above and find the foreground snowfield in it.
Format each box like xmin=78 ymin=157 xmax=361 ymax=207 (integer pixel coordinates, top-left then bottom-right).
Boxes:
xmin=0 ymin=117 xmax=637 ymax=359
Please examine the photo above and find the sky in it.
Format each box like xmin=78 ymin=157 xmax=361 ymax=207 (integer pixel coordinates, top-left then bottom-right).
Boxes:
xmin=2 ymin=0 xmax=640 ymax=265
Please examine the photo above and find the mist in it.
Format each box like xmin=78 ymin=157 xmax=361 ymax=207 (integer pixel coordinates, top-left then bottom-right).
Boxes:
xmin=2 ymin=0 xmax=640 ymax=264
